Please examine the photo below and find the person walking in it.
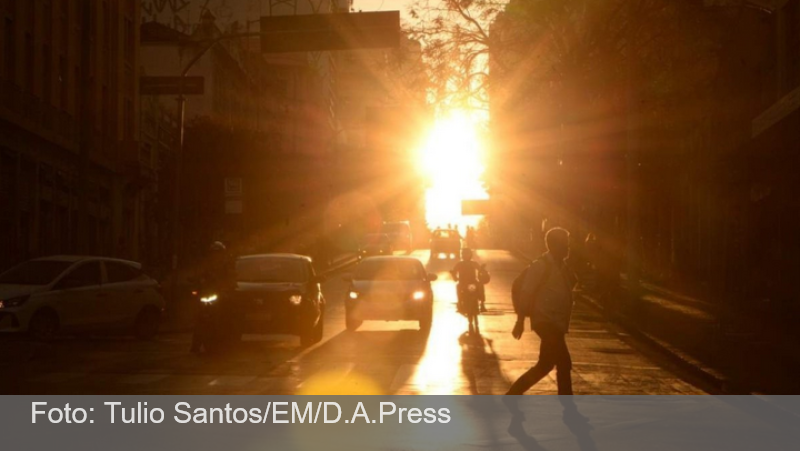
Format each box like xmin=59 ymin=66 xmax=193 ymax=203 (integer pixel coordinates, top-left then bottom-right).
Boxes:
xmin=507 ymin=227 xmax=577 ymax=395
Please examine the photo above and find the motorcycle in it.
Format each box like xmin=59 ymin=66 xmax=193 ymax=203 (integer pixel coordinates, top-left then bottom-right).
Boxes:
xmin=457 ymin=281 xmax=481 ymax=335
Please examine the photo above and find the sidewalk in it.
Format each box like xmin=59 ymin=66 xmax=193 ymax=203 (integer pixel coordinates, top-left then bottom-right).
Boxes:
xmin=512 ymin=248 xmax=800 ymax=394
xmin=159 ymin=252 xmax=359 ymax=334
xmin=581 ymin=277 xmax=800 ymax=394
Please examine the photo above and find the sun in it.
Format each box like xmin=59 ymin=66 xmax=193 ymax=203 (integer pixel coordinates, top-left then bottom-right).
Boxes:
xmin=419 ymin=111 xmax=489 ymax=231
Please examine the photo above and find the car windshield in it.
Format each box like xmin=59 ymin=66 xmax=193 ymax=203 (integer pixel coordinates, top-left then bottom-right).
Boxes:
xmin=0 ymin=260 xmax=73 ymax=285
xmin=433 ymin=230 xmax=459 ymax=239
xmin=236 ymin=258 xmax=307 ymax=283
xmin=363 ymin=234 xmax=388 ymax=244
xmin=355 ymin=259 xmax=422 ymax=281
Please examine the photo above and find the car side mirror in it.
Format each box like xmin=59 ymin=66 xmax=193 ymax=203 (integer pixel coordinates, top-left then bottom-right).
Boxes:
xmin=427 ymin=273 xmax=438 ymax=282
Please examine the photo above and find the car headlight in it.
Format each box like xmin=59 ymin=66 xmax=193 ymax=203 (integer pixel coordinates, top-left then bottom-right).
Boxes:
xmin=289 ymin=294 xmax=302 ymax=305
xmin=349 ymin=291 xmax=359 ymax=300
xmin=412 ymin=291 xmax=425 ymax=301
xmin=0 ymin=295 xmax=30 ymax=309
xmin=200 ymin=294 xmax=218 ymax=304
xmin=437 ymin=253 xmax=447 ymax=259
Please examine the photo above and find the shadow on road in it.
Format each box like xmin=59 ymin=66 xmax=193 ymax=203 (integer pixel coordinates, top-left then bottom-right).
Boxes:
xmin=502 ymin=397 xmax=597 ymax=451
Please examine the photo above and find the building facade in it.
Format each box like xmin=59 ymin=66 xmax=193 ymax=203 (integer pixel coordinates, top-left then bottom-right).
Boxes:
xmin=0 ymin=0 xmax=142 ymax=271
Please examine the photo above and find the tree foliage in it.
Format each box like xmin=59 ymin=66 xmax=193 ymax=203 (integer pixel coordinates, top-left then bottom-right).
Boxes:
xmin=409 ymin=0 xmax=726 ymax=115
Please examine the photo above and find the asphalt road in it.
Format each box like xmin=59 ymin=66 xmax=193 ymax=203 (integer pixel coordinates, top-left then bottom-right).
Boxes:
xmin=0 ymin=250 xmax=706 ymax=395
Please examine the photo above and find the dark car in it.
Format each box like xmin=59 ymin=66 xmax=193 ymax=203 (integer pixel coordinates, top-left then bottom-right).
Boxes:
xmin=345 ymin=256 xmax=437 ymax=333
xmin=194 ymin=254 xmax=325 ymax=348
xmin=430 ymin=229 xmax=462 ymax=259
xmin=381 ymin=221 xmax=413 ymax=252
xmin=358 ymin=233 xmax=394 ymax=260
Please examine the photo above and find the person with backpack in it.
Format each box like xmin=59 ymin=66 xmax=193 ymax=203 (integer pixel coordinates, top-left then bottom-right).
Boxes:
xmin=507 ymin=227 xmax=577 ymax=395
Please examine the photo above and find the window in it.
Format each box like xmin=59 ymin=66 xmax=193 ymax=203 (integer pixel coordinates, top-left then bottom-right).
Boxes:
xmin=123 ymin=17 xmax=133 ymax=63
xmin=55 ymin=261 xmax=102 ymax=290
xmin=42 ymin=44 xmax=52 ymax=103
xmin=43 ymin=0 xmax=52 ymax=42
xmin=105 ymin=261 xmax=142 ymax=283
xmin=60 ymin=0 xmax=68 ymax=45
xmin=24 ymin=32 xmax=33 ymax=93
xmin=124 ymin=98 xmax=132 ymax=139
xmin=236 ymin=258 xmax=308 ymax=283
xmin=101 ymin=84 xmax=108 ymax=136
xmin=0 ymin=260 xmax=71 ymax=285
xmin=59 ymin=55 xmax=67 ymax=108
xmin=4 ymin=17 xmax=16 ymax=82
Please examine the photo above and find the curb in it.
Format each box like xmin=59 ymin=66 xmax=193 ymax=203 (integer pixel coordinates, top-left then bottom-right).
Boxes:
xmin=509 ymin=248 xmax=737 ymax=395
xmin=576 ymin=292 xmax=733 ymax=394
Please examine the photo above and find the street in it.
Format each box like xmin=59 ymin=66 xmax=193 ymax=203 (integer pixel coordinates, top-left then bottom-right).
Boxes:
xmin=0 ymin=250 xmax=706 ymax=395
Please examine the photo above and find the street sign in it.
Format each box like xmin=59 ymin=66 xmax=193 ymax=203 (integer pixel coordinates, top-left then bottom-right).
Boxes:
xmin=462 ymin=199 xmax=492 ymax=216
xmin=225 ymin=177 xmax=243 ymax=197
xmin=260 ymin=11 xmax=400 ymax=53
xmin=140 ymin=76 xmax=205 ymax=96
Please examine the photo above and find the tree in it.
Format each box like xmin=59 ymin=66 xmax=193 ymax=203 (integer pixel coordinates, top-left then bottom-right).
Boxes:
xmin=408 ymin=0 xmax=507 ymax=112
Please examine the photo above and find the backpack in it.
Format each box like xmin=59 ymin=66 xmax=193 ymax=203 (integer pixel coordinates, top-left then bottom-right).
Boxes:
xmin=511 ymin=259 xmax=552 ymax=317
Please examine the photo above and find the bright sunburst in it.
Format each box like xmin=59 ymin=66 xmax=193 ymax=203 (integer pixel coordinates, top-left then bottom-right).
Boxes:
xmin=419 ymin=111 xmax=489 ymax=232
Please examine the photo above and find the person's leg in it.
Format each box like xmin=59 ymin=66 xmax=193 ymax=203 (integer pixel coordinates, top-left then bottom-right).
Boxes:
xmin=553 ymin=333 xmax=574 ymax=395
xmin=506 ymin=326 xmax=557 ymax=394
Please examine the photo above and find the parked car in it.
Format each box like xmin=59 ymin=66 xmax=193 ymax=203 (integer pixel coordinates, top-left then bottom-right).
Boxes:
xmin=430 ymin=228 xmax=462 ymax=259
xmin=358 ymin=233 xmax=394 ymax=260
xmin=381 ymin=221 xmax=413 ymax=252
xmin=345 ymin=256 xmax=437 ymax=333
xmin=0 ymin=256 xmax=164 ymax=340
xmin=193 ymin=254 xmax=326 ymax=349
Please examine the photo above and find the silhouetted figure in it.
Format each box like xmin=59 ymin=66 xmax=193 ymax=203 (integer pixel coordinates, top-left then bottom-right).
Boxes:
xmin=507 ymin=228 xmax=577 ymax=395
xmin=191 ymin=241 xmax=236 ymax=353
xmin=451 ymin=248 xmax=483 ymax=335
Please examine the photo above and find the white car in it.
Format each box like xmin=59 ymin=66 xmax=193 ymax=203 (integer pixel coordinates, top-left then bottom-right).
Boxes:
xmin=0 ymin=256 xmax=165 ymax=340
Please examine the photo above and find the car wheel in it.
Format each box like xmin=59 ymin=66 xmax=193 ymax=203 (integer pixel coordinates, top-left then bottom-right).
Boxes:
xmin=29 ymin=310 xmax=59 ymax=341
xmin=134 ymin=307 xmax=161 ymax=340
xmin=418 ymin=308 xmax=433 ymax=333
xmin=345 ymin=314 xmax=362 ymax=332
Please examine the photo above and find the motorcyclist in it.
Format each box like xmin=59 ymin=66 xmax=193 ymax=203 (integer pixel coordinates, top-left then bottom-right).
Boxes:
xmin=190 ymin=241 xmax=236 ymax=353
xmin=451 ymin=248 xmax=484 ymax=334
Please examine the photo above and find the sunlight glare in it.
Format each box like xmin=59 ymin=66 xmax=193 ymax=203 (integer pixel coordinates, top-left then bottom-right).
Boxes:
xmin=420 ymin=111 xmax=489 ymax=232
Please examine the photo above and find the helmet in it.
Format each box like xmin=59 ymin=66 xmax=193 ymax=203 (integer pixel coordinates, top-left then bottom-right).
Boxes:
xmin=209 ymin=241 xmax=227 ymax=252
xmin=461 ymin=248 xmax=473 ymax=260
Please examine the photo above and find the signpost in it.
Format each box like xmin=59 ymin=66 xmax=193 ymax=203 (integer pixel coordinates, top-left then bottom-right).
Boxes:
xmin=140 ymin=76 xmax=205 ymax=96
xmin=260 ymin=11 xmax=400 ymax=53
xmin=461 ymin=199 xmax=492 ymax=216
